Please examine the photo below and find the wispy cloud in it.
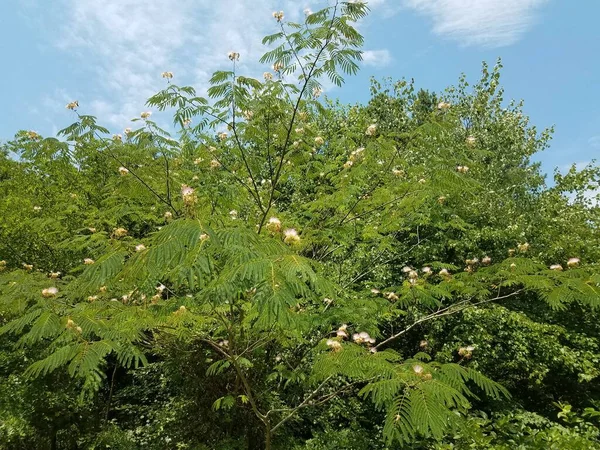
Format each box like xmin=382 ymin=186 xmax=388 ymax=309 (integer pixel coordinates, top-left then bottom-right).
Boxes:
xmin=362 ymin=49 xmax=392 ymax=68
xmin=27 ymin=0 xmax=382 ymax=131
xmin=402 ymin=0 xmax=549 ymax=48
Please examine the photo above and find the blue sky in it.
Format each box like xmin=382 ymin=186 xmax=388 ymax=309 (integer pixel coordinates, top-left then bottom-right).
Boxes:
xmin=1 ymin=0 xmax=598 ymax=177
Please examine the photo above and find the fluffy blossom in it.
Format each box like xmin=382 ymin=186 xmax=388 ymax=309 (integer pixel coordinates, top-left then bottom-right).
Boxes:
xmin=199 ymin=233 xmax=210 ymax=242
xmin=181 ymin=184 xmax=197 ymax=206
xmin=283 ymin=228 xmax=300 ymax=244
xmin=264 ymin=72 xmax=273 ymax=81
xmin=161 ymin=71 xmax=174 ymax=79
xmin=517 ymin=242 xmax=530 ymax=253
xmin=83 ymin=258 xmax=95 ymax=265
xmin=437 ymin=101 xmax=450 ymax=110
xmin=118 ymin=166 xmax=129 ymax=176
xmin=326 ymin=339 xmax=342 ymax=351
xmin=227 ymin=52 xmax=240 ymax=61
xmin=482 ymin=256 xmax=492 ymax=265
xmin=266 ymin=217 xmax=282 ymax=233
xmin=141 ymin=111 xmax=152 ymax=119
xmin=135 ymin=244 xmax=146 ymax=252
xmin=42 ymin=287 xmax=58 ymax=298
xmin=456 ymin=165 xmax=469 ymax=173
xmin=567 ymin=257 xmax=580 ymax=267
xmin=113 ymin=227 xmax=128 ymax=238
xmin=365 ymin=124 xmax=377 ymax=136
xmin=550 ymin=264 xmax=563 ymax=271
xmin=352 ymin=331 xmax=376 ymax=345
xmin=343 ymin=160 xmax=353 ymax=169
xmin=466 ymin=135 xmax=476 ymax=146
xmin=314 ymin=136 xmax=324 ymax=146
xmin=272 ymin=10 xmax=284 ymax=21
xmin=164 ymin=211 xmax=173 ymax=220
xmin=66 ymin=100 xmax=79 ymax=110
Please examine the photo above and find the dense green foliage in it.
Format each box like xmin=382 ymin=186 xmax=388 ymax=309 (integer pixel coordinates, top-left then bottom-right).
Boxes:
xmin=1 ymin=2 xmax=600 ymax=448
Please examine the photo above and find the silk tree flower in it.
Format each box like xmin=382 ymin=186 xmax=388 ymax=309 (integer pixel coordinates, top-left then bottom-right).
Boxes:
xmin=266 ymin=217 xmax=281 ymax=233
xmin=83 ymin=258 xmax=95 ymax=265
xmin=439 ymin=268 xmax=450 ymax=277
xmin=371 ymin=288 xmax=380 ymax=295
xmin=550 ymin=264 xmax=563 ymax=271
xmin=113 ymin=134 xmax=122 ymax=142
xmin=283 ymin=228 xmax=300 ymax=244
xmin=517 ymin=242 xmax=530 ymax=253
xmin=437 ymin=101 xmax=450 ymax=110
xmin=295 ymin=127 xmax=305 ymax=134
xmin=456 ymin=165 xmax=469 ymax=173
xmin=326 ymin=339 xmax=342 ymax=351
xmin=218 ymin=132 xmax=228 ymax=141
xmin=135 ymin=244 xmax=146 ymax=252
xmin=227 ymin=52 xmax=240 ymax=61
xmin=141 ymin=111 xmax=152 ymax=119
xmin=413 ymin=364 xmax=424 ymax=375
xmin=49 ymin=271 xmax=61 ymax=279
xmin=124 ymin=127 xmax=132 ymax=134
xmin=113 ymin=227 xmax=128 ymax=238
xmin=273 ymin=62 xmax=284 ymax=72
xmin=181 ymin=185 xmax=197 ymax=206
xmin=23 ymin=263 xmax=33 ymax=271
xmin=352 ymin=331 xmax=375 ymax=345
xmin=183 ymin=119 xmax=192 ymax=127
xmin=336 ymin=329 xmax=348 ymax=339
xmin=41 ymin=287 xmax=58 ymax=298
xmin=567 ymin=257 xmax=580 ymax=267
xmin=482 ymin=256 xmax=492 ymax=265
xmin=164 ymin=211 xmax=173 ymax=220
xmin=350 ymin=147 xmax=364 ymax=161
xmin=312 ymin=87 xmax=323 ymax=98
xmin=402 ymin=266 xmax=413 ymax=273
xmin=386 ymin=292 xmax=399 ymax=302
xmin=264 ymin=72 xmax=273 ymax=81
xmin=210 ymin=159 xmax=221 ymax=169
xmin=199 ymin=233 xmax=209 ymax=242
xmin=466 ymin=136 xmax=476 ymax=146
xmin=422 ymin=267 xmax=432 ymax=275
xmin=229 ymin=210 xmax=238 ymax=219
xmin=161 ymin=71 xmax=174 ymax=79
xmin=118 ymin=166 xmax=129 ymax=175
xmin=272 ymin=10 xmax=284 ymax=21
xmin=392 ymin=168 xmax=405 ymax=177
xmin=365 ymin=124 xmax=377 ymax=136
xmin=304 ymin=8 xmax=312 ymax=16
xmin=418 ymin=178 xmax=426 ymax=184
xmin=66 ymin=100 xmax=79 ymax=110
xmin=33 ymin=206 xmax=42 ymax=212
xmin=314 ymin=136 xmax=324 ymax=146
xmin=27 ymin=131 xmax=40 ymax=139
xmin=87 ymin=295 xmax=98 ymax=302
xmin=343 ymin=160 xmax=353 ymax=169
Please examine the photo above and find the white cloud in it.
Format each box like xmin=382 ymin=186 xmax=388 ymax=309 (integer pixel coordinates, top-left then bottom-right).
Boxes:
xmin=402 ymin=0 xmax=549 ymax=47
xmin=589 ymin=136 xmax=600 ymax=149
xmin=362 ymin=49 xmax=392 ymax=68
xmin=31 ymin=0 xmax=382 ymax=130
